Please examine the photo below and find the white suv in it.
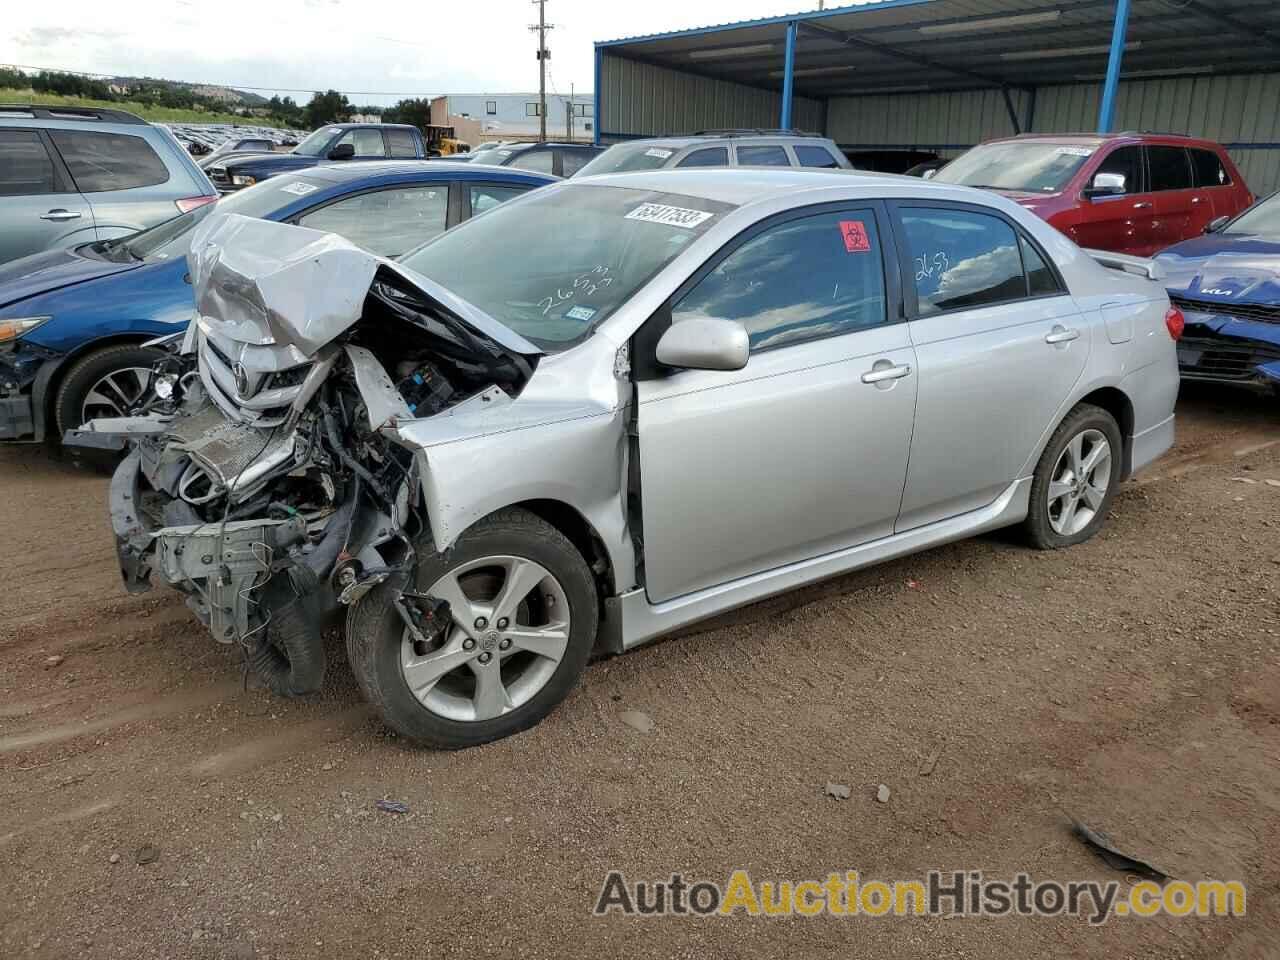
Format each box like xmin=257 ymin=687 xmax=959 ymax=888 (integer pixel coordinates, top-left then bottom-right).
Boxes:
xmin=576 ymin=130 xmax=851 ymax=177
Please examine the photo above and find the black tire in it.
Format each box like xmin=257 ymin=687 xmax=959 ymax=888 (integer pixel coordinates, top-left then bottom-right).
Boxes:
xmin=346 ymin=507 xmax=598 ymax=749
xmin=53 ymin=344 xmax=165 ymax=439
xmin=1023 ymin=403 xmax=1124 ymax=550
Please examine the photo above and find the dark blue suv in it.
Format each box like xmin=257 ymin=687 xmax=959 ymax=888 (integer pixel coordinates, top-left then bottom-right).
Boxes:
xmin=0 ymin=161 xmax=553 ymax=445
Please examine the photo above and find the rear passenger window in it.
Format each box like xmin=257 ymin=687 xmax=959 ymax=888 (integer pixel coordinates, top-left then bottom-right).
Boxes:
xmin=1147 ymin=146 xmax=1193 ymax=191
xmin=795 ymin=145 xmax=841 ymax=168
xmin=298 ymin=186 xmax=447 ymax=258
xmin=0 ymin=130 xmax=57 ymax=195
xmin=384 ymin=129 xmax=418 ymax=158
xmin=736 ymin=145 xmax=789 ymax=167
xmin=510 ymin=150 xmax=554 ymax=174
xmin=900 ymin=207 xmax=1026 ymax=316
xmin=470 ymin=183 xmax=527 ymax=215
xmin=1190 ymin=148 xmax=1231 ymax=187
xmin=672 ymin=209 xmax=887 ymax=351
xmin=1020 ymin=235 xmax=1062 ymax=297
xmin=676 ymin=147 xmax=728 ymax=168
xmin=560 ymin=151 xmax=591 ymax=176
xmin=48 ymin=130 xmax=169 ymax=192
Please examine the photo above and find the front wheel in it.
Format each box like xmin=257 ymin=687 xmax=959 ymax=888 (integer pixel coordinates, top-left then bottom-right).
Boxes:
xmin=346 ymin=508 xmax=598 ymax=749
xmin=1023 ymin=403 xmax=1123 ymax=549
xmin=53 ymin=344 xmax=166 ymax=439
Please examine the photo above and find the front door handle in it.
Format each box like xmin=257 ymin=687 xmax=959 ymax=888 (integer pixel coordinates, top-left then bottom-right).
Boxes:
xmin=1132 ymin=201 xmax=1153 ymax=210
xmin=861 ymin=362 xmax=912 ymax=384
xmin=40 ymin=209 xmax=82 ymax=221
xmin=1045 ymin=326 xmax=1080 ymax=345
xmin=1191 ymin=196 xmax=1205 ymax=205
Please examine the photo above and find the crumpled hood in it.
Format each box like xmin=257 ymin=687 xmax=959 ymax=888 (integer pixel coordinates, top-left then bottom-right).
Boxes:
xmin=0 ymin=244 xmax=141 ymax=311
xmin=187 ymin=213 xmax=543 ymax=359
xmin=1155 ymin=233 xmax=1280 ymax=303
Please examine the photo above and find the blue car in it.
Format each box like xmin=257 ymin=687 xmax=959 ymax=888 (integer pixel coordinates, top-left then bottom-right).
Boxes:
xmin=0 ymin=161 xmax=554 ymax=444
xmin=1156 ymin=193 xmax=1280 ymax=393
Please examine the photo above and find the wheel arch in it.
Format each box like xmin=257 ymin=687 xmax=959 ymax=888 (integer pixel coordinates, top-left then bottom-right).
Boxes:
xmin=1075 ymin=385 xmax=1135 ymax=479
xmin=33 ymin=333 xmax=164 ymax=442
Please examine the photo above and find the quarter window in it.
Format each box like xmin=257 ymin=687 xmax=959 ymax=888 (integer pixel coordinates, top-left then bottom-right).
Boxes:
xmin=795 ymin=145 xmax=841 ymax=168
xmin=736 ymin=145 xmax=789 ymax=167
xmin=676 ymin=147 xmax=728 ymax=168
xmin=0 ymin=130 xmax=57 ymax=195
xmin=899 ymin=207 xmax=1026 ymax=316
xmin=48 ymin=130 xmax=169 ymax=192
xmin=1020 ymin=235 xmax=1061 ymax=297
xmin=297 ymin=185 xmax=448 ymax=258
xmin=1147 ymin=146 xmax=1193 ymax=191
xmin=1190 ymin=148 xmax=1231 ymax=187
xmin=672 ymin=209 xmax=888 ymax=352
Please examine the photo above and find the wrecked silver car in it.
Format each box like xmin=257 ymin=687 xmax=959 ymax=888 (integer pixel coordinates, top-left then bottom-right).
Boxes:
xmin=85 ymin=171 xmax=1177 ymax=748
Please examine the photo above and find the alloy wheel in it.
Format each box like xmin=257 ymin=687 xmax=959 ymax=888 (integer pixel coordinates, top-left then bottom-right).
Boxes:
xmin=81 ymin=366 xmax=153 ymax=423
xmin=400 ymin=555 xmax=571 ymax=722
xmin=1047 ymin=428 xmax=1112 ymax=536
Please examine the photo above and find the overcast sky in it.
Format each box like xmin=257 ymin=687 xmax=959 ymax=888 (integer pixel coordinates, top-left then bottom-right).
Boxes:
xmin=3 ymin=0 xmax=837 ymax=107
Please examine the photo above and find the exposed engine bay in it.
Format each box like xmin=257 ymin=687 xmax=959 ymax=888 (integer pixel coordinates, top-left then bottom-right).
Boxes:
xmin=91 ymin=214 xmax=540 ymax=696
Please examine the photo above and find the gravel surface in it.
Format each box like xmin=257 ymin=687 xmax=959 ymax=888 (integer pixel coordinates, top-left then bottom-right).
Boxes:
xmin=1 ymin=384 xmax=1277 ymax=959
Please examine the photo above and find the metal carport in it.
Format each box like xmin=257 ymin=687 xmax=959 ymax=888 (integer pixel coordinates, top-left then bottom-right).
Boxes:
xmin=593 ymin=0 xmax=1280 ymax=192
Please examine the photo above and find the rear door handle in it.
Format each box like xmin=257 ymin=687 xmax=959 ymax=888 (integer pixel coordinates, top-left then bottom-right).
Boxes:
xmin=1045 ymin=326 xmax=1080 ymax=345
xmin=861 ymin=362 xmax=912 ymax=384
xmin=1132 ymin=201 xmax=1153 ymax=210
xmin=40 ymin=209 xmax=82 ymax=221
xmin=1191 ymin=196 xmax=1205 ymax=205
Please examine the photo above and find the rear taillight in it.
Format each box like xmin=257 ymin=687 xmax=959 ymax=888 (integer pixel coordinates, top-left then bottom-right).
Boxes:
xmin=176 ymin=195 xmax=217 ymax=213
xmin=1165 ymin=305 xmax=1185 ymax=341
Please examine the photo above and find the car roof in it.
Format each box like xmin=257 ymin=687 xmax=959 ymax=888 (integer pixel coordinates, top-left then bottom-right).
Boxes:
xmin=293 ymin=160 xmax=556 ymax=185
xmin=575 ymin=168 xmax=906 ymax=206
xmin=987 ymin=132 xmax=1225 ymax=149
xmin=613 ymin=134 xmax=837 ymax=149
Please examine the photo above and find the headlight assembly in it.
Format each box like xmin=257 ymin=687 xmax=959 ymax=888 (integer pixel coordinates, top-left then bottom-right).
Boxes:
xmin=0 ymin=316 xmax=51 ymax=344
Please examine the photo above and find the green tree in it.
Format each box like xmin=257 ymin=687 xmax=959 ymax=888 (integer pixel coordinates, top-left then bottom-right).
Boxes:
xmin=382 ymin=97 xmax=431 ymax=129
xmin=304 ymin=89 xmax=353 ymax=128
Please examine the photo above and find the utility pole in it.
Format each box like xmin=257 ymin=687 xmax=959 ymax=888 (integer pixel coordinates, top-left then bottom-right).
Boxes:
xmin=529 ymin=0 xmax=553 ymax=142
xmin=568 ymin=82 xmax=575 ymax=142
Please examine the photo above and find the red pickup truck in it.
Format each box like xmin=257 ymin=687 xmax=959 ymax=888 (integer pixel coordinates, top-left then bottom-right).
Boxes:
xmin=932 ymin=132 xmax=1252 ymax=256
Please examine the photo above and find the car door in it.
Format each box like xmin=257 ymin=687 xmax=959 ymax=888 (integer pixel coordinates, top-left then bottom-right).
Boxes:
xmin=294 ymin=182 xmax=453 ymax=258
xmin=47 ymin=128 xmax=180 ymax=240
xmin=0 ymin=128 xmax=95 ymax=263
xmin=1187 ymin=147 xmax=1236 ymax=223
xmin=890 ymin=201 xmax=1089 ymax=531
xmin=1073 ymin=144 xmax=1154 ymax=255
xmin=1146 ymin=145 xmax=1198 ymax=249
xmin=635 ymin=203 xmax=917 ymax=603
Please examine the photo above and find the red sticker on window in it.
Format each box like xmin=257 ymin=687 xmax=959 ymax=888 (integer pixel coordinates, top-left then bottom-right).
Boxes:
xmin=839 ymin=220 xmax=871 ymax=252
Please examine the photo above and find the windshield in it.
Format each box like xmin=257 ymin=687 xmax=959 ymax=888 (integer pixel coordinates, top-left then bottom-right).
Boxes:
xmin=468 ymin=146 xmax=514 ymax=165
xmin=292 ymin=126 xmax=342 ymax=157
xmin=1223 ymin=193 xmax=1280 ymax=236
xmin=105 ymin=174 xmax=328 ymax=262
xmin=576 ymin=144 xmax=678 ymax=177
xmin=399 ymin=184 xmax=733 ymax=350
xmin=933 ymin=141 xmax=1096 ymax=193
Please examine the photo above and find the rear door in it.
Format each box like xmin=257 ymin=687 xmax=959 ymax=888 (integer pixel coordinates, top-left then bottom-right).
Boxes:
xmin=890 ymin=201 xmax=1088 ymax=530
xmin=635 ymin=202 xmax=917 ymax=603
xmin=1073 ymin=144 xmax=1154 ymax=255
xmin=0 ymin=127 xmax=95 ymax=263
xmin=1188 ymin=147 xmax=1239 ymax=222
xmin=1146 ymin=145 xmax=1199 ymax=248
xmin=47 ymin=128 xmax=176 ymax=239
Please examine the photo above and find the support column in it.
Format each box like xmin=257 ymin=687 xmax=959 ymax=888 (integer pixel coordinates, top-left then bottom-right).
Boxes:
xmin=1097 ymin=0 xmax=1131 ymax=132
xmin=780 ymin=21 xmax=798 ymax=130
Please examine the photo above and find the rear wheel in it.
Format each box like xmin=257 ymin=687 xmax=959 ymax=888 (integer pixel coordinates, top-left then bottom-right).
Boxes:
xmin=1023 ymin=403 xmax=1123 ymax=549
xmin=346 ymin=508 xmax=598 ymax=749
xmin=53 ymin=344 xmax=165 ymax=439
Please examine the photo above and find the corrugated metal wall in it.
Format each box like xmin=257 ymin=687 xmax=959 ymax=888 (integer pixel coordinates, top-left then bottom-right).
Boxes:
xmin=1034 ymin=74 xmax=1280 ymax=196
xmin=825 ymin=73 xmax=1280 ymax=193
xmin=826 ymin=88 xmax=1028 ymax=151
xmin=598 ymin=52 xmax=823 ymax=140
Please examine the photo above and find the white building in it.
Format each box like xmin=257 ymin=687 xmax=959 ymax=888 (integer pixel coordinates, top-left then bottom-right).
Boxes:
xmin=430 ymin=92 xmax=594 ymax=142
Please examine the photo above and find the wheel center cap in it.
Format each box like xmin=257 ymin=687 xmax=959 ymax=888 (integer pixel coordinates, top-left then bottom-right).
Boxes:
xmin=480 ymin=632 xmax=499 ymax=652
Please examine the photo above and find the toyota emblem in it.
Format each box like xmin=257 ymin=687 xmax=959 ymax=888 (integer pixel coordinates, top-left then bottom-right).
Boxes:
xmin=232 ymin=362 xmax=251 ymax=398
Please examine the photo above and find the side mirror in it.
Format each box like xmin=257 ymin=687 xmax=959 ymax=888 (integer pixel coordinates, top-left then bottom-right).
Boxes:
xmin=921 ymin=168 xmax=937 ymax=180
xmin=1083 ymin=171 xmax=1126 ymax=199
xmin=655 ymin=317 xmax=749 ymax=372
xmin=327 ymin=143 xmax=355 ymax=161
xmin=1205 ymin=215 xmax=1230 ymax=234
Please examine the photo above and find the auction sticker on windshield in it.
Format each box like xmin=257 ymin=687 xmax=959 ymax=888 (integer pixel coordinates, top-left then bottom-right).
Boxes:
xmin=280 ymin=182 xmax=320 ymax=196
xmin=644 ymin=148 xmax=674 ymax=160
xmin=626 ymin=203 xmax=714 ymax=229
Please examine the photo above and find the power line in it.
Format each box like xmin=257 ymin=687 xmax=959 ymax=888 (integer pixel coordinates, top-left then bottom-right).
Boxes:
xmin=0 ymin=61 xmax=436 ymax=99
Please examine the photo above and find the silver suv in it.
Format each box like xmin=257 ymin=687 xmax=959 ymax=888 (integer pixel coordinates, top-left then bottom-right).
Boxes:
xmin=0 ymin=105 xmax=217 ymax=265
xmin=576 ymin=129 xmax=851 ymax=177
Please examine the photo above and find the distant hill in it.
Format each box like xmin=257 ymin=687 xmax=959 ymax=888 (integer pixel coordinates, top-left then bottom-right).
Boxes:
xmin=107 ymin=75 xmax=270 ymax=107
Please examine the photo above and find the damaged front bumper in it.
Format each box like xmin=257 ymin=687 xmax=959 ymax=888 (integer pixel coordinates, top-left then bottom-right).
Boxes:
xmin=1178 ymin=315 xmax=1280 ymax=390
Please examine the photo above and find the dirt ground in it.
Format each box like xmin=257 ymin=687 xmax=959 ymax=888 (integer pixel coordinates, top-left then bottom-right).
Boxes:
xmin=1 ymin=384 xmax=1277 ymax=959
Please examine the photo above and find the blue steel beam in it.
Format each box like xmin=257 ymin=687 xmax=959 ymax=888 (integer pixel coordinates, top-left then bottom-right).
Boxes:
xmin=1097 ymin=0 xmax=1132 ymax=132
xmin=780 ymin=20 xmax=798 ymax=129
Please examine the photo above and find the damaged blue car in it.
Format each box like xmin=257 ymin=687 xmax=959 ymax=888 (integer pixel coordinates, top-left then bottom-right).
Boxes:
xmin=1156 ymin=193 xmax=1280 ymax=393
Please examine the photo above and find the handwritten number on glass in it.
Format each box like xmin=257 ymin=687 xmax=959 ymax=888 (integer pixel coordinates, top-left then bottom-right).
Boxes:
xmin=915 ymin=251 xmax=950 ymax=282
xmin=539 ymin=266 xmax=613 ymax=315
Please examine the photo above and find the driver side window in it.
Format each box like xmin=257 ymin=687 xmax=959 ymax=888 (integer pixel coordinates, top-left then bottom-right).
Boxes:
xmin=1093 ymin=146 xmax=1144 ymax=195
xmin=671 ymin=209 xmax=888 ymax=352
xmin=333 ymin=128 xmax=387 ymax=158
